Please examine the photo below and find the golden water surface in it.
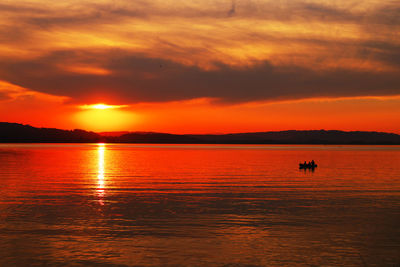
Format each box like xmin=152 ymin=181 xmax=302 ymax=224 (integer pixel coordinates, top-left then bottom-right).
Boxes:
xmin=0 ymin=144 xmax=399 ymax=266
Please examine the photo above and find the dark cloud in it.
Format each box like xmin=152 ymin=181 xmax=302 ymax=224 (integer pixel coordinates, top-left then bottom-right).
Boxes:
xmin=295 ymin=2 xmax=358 ymax=22
xmin=361 ymin=41 xmax=400 ymax=68
xmin=0 ymin=3 xmax=45 ymax=13
xmin=0 ymin=49 xmax=399 ymax=104
xmin=27 ymin=13 xmax=105 ymax=29
xmin=368 ymin=3 xmax=400 ymax=25
xmin=228 ymin=0 xmax=236 ymax=17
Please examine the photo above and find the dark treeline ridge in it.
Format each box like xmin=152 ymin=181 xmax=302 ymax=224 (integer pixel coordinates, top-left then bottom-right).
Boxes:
xmin=1 ymin=122 xmax=400 ymax=144
xmin=0 ymin=122 xmax=101 ymax=143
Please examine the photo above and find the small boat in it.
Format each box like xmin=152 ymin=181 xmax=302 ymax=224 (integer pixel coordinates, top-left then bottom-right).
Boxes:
xmin=299 ymin=163 xmax=317 ymax=169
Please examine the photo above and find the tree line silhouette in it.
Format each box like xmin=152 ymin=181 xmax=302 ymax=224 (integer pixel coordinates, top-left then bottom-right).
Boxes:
xmin=1 ymin=122 xmax=400 ymax=144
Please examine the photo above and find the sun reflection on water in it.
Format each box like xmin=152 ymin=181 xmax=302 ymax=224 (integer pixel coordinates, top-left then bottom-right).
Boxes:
xmin=97 ymin=143 xmax=106 ymax=204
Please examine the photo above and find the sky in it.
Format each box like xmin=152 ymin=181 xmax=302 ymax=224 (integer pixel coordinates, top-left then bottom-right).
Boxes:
xmin=0 ymin=0 xmax=399 ymax=133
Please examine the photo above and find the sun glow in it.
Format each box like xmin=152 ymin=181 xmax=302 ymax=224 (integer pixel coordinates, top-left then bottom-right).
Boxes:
xmin=80 ymin=103 xmax=128 ymax=110
xmin=75 ymin=103 xmax=139 ymax=131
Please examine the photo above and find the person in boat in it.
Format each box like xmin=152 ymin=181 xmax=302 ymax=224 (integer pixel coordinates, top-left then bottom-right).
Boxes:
xmin=311 ymin=160 xmax=315 ymax=166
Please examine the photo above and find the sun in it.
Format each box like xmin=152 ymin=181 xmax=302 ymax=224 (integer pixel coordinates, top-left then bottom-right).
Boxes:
xmin=80 ymin=103 xmax=128 ymax=110
xmin=92 ymin=104 xmax=113 ymax=110
xmin=75 ymin=103 xmax=137 ymax=131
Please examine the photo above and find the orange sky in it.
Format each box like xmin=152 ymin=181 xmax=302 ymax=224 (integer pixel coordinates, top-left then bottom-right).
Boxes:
xmin=0 ymin=0 xmax=399 ymax=133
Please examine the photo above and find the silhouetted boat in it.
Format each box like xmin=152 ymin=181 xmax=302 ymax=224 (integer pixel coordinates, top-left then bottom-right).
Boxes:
xmin=299 ymin=163 xmax=317 ymax=169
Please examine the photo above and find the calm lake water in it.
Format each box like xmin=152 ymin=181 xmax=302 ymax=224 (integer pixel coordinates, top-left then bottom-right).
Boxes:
xmin=0 ymin=144 xmax=399 ymax=266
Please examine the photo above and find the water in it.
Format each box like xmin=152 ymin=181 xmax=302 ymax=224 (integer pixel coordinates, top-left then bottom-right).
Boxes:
xmin=0 ymin=144 xmax=399 ymax=266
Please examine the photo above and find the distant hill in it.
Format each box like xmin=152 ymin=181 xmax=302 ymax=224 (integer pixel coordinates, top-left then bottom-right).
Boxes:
xmin=0 ymin=122 xmax=101 ymax=143
xmin=109 ymin=132 xmax=201 ymax=143
xmin=189 ymin=130 xmax=400 ymax=144
xmin=98 ymin=131 xmax=130 ymax=137
xmin=1 ymin=122 xmax=400 ymax=144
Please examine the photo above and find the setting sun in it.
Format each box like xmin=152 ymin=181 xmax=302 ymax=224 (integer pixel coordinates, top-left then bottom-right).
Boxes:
xmin=80 ymin=104 xmax=128 ymax=110
xmin=75 ymin=104 xmax=138 ymax=132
